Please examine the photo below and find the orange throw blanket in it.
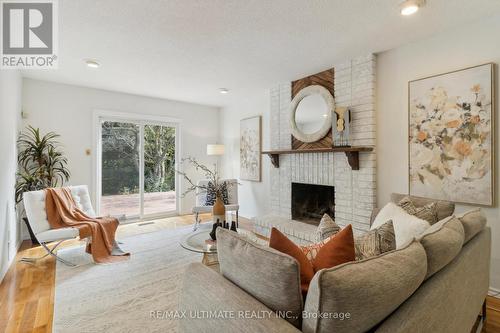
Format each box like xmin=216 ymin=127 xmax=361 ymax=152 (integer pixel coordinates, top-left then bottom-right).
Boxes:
xmin=45 ymin=187 xmax=130 ymax=264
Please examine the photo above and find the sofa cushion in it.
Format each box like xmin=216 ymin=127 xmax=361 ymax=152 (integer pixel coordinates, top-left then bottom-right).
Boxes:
xmin=216 ymin=228 xmax=303 ymax=327
xmin=371 ymin=202 xmax=430 ymax=249
xmin=390 ymin=193 xmax=455 ymax=221
xmin=302 ymin=241 xmax=428 ymax=333
xmin=354 ymin=220 xmax=395 ymax=260
xmin=397 ymin=196 xmax=438 ymax=225
xmin=417 ymin=216 xmax=465 ymax=279
xmin=457 ymin=209 xmax=487 ymax=244
xmin=179 ymin=263 xmax=302 ymax=333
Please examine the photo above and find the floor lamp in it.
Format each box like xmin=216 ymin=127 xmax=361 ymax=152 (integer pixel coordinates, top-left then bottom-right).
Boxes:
xmin=206 ymin=144 xmax=225 ymax=175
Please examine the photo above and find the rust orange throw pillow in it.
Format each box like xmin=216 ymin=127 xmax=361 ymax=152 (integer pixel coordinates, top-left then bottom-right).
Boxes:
xmin=311 ymin=224 xmax=355 ymax=271
xmin=269 ymin=225 xmax=355 ymax=293
xmin=269 ymin=227 xmax=315 ymax=293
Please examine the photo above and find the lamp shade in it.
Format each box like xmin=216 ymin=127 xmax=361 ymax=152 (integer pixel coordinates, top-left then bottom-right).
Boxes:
xmin=207 ymin=144 xmax=225 ymax=156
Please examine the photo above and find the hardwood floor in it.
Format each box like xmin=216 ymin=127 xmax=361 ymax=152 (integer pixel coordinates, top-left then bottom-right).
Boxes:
xmin=486 ymin=296 xmax=500 ymax=332
xmin=0 ymin=213 xmax=209 ymax=333
xmin=0 ymin=214 xmax=499 ymax=333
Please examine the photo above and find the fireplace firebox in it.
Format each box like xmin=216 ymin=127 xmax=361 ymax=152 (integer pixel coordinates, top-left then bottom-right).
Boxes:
xmin=291 ymin=183 xmax=335 ymax=226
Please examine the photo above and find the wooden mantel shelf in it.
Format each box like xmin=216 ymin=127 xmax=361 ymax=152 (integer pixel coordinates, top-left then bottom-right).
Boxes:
xmin=261 ymin=146 xmax=374 ymax=170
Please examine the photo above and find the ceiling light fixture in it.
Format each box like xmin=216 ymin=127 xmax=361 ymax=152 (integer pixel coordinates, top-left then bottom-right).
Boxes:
xmin=400 ymin=0 xmax=425 ymax=16
xmin=85 ymin=59 xmax=100 ymax=68
xmin=219 ymin=88 xmax=229 ymax=94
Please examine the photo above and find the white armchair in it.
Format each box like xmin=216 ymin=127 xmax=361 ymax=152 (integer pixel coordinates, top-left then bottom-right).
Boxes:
xmin=21 ymin=185 xmax=95 ymax=266
xmin=192 ymin=179 xmax=239 ymax=230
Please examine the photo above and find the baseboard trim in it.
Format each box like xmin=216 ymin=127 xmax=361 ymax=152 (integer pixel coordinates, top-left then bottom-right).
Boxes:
xmin=0 ymin=238 xmax=23 ymax=284
xmin=489 ymin=287 xmax=500 ymax=298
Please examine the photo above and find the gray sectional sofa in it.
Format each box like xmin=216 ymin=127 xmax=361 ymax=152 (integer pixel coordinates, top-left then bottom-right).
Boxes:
xmin=179 ymin=195 xmax=490 ymax=333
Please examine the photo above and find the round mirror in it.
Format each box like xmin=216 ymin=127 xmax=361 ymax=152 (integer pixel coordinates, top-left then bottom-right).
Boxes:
xmin=290 ymin=85 xmax=334 ymax=143
xmin=295 ymin=94 xmax=329 ymax=134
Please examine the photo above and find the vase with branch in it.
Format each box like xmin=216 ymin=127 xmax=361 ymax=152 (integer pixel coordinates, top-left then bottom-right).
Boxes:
xmin=15 ymin=126 xmax=71 ymax=243
xmin=177 ymin=157 xmax=229 ymax=223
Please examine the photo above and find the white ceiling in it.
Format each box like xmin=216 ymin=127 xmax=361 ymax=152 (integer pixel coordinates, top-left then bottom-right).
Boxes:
xmin=22 ymin=0 xmax=500 ymax=108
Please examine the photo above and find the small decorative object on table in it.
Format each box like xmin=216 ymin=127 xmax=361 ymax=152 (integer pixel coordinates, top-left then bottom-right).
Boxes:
xmin=230 ymin=221 xmax=237 ymax=232
xmin=209 ymin=219 xmax=222 ymax=240
xmin=332 ymin=106 xmax=351 ymax=147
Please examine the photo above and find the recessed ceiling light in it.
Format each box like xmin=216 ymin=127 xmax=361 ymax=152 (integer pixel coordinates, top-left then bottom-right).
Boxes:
xmin=400 ymin=0 xmax=425 ymax=16
xmin=219 ymin=88 xmax=229 ymax=94
xmin=85 ymin=59 xmax=100 ymax=68
xmin=322 ymin=114 xmax=328 ymax=118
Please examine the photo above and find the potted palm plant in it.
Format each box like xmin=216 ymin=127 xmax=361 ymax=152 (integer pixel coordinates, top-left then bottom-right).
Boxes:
xmin=15 ymin=126 xmax=70 ymax=244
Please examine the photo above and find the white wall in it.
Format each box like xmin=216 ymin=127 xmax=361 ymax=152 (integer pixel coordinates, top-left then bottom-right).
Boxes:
xmin=0 ymin=70 xmax=22 ymax=281
xmin=22 ymin=79 xmax=220 ymax=217
xmin=220 ymin=93 xmax=271 ymax=218
xmin=377 ymin=14 xmax=500 ymax=289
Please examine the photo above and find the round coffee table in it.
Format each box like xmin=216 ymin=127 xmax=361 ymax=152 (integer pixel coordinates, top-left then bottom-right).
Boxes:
xmin=180 ymin=223 xmax=219 ymax=266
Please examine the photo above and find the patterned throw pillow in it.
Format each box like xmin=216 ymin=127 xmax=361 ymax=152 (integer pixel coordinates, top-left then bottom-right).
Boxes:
xmin=316 ymin=214 xmax=340 ymax=241
xmin=354 ymin=220 xmax=396 ymax=260
xmin=398 ymin=196 xmax=438 ymax=225
xmin=301 ymin=235 xmax=334 ymax=261
xmin=298 ymin=225 xmax=355 ymax=269
xmin=205 ymin=181 xmax=229 ymax=206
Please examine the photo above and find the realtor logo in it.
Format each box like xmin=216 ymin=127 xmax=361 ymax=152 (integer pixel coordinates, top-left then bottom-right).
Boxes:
xmin=1 ymin=0 xmax=58 ymax=69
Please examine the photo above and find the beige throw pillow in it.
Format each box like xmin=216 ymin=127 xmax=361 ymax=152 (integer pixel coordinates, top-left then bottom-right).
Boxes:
xmin=316 ymin=213 xmax=340 ymax=240
xmin=355 ymin=220 xmax=396 ymax=260
xmin=398 ymin=196 xmax=438 ymax=225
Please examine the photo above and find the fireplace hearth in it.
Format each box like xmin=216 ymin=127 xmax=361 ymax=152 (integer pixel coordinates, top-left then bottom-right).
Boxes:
xmin=291 ymin=183 xmax=335 ymax=226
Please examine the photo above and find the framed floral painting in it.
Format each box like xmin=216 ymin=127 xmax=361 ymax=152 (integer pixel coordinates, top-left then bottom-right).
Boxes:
xmin=408 ymin=63 xmax=494 ymax=206
xmin=240 ymin=116 xmax=261 ymax=182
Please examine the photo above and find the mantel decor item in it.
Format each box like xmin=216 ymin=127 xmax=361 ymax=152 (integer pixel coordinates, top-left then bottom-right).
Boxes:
xmin=408 ymin=63 xmax=494 ymax=206
xmin=332 ymin=107 xmax=351 ymax=147
xmin=240 ymin=116 xmax=262 ymax=182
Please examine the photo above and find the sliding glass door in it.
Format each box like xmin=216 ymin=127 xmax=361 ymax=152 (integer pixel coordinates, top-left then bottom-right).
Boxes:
xmin=101 ymin=121 xmax=141 ymax=218
xmin=143 ymin=124 xmax=176 ymax=216
xmin=98 ymin=117 xmax=178 ymax=221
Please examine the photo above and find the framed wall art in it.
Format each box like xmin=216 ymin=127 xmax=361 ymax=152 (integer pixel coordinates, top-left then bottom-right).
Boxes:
xmin=408 ymin=63 xmax=494 ymax=206
xmin=240 ymin=115 xmax=261 ymax=182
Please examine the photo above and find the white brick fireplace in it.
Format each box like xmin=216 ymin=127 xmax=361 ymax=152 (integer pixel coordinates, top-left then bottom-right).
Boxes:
xmin=268 ymin=54 xmax=376 ymax=233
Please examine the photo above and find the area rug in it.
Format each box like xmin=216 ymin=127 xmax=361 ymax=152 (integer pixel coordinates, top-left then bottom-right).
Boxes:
xmin=53 ymin=226 xmax=200 ymax=333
